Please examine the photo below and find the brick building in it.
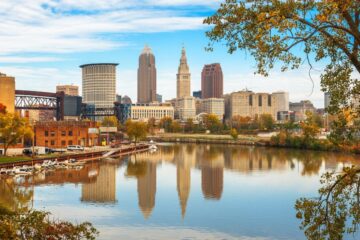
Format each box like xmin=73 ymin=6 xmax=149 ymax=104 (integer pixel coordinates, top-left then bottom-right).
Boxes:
xmin=35 ymin=121 xmax=99 ymax=148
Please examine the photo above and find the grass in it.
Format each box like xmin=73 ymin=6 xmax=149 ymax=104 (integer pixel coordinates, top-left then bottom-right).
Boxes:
xmin=0 ymin=156 xmax=32 ymax=164
xmin=156 ymin=133 xmax=268 ymax=141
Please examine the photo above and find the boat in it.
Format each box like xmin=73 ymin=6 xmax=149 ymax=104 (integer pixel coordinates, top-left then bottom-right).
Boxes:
xmin=149 ymin=140 xmax=158 ymax=151
xmin=65 ymin=159 xmax=85 ymax=167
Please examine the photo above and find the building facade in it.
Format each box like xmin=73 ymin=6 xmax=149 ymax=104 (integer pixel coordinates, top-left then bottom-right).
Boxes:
xmin=176 ymin=96 xmax=196 ymax=120
xmin=0 ymin=72 xmax=15 ymax=113
xmin=201 ymin=63 xmax=223 ymax=99
xmin=199 ymin=98 xmax=225 ymax=120
xmin=193 ymin=90 xmax=202 ymax=99
xmin=324 ymin=92 xmax=331 ymax=109
xmin=138 ymin=45 xmax=157 ymax=103
xmin=35 ymin=121 xmax=99 ymax=148
xmin=80 ymin=63 xmax=118 ymax=109
xmin=130 ymin=104 xmax=174 ymax=121
xmin=56 ymin=85 xmax=79 ymax=96
xmin=63 ymin=95 xmax=82 ymax=120
xmin=177 ymin=47 xmax=191 ymax=98
xmin=289 ymin=100 xmax=317 ymax=121
xmin=224 ymin=91 xmax=288 ymax=121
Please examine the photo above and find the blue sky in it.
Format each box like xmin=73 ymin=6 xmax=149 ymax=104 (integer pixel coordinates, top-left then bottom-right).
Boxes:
xmin=0 ymin=0 xmax=326 ymax=107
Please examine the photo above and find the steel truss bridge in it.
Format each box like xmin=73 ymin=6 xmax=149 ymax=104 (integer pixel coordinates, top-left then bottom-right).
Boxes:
xmin=15 ymin=90 xmax=65 ymax=121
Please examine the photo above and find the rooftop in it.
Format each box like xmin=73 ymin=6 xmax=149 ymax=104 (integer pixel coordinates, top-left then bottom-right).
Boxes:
xmin=79 ymin=63 xmax=119 ymax=68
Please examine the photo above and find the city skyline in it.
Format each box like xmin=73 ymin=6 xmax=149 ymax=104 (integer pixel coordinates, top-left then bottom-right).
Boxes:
xmin=0 ymin=0 xmax=337 ymax=108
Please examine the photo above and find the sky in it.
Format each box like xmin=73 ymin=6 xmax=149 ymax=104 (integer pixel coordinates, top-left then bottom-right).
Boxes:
xmin=0 ymin=0 xmax=327 ymax=108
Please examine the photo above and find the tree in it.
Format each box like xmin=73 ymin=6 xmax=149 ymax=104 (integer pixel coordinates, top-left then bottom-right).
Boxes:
xmin=230 ymin=128 xmax=238 ymax=140
xmin=259 ymin=114 xmax=275 ymax=131
xmin=0 ymin=113 xmax=33 ymax=156
xmin=0 ymin=103 xmax=6 ymax=114
xmin=147 ymin=117 xmax=156 ymax=135
xmin=231 ymin=115 xmax=252 ymax=131
xmin=101 ymin=116 xmax=120 ymax=129
xmin=300 ymin=111 xmax=321 ymax=142
xmin=205 ymin=0 xmax=360 ymax=138
xmin=203 ymin=114 xmax=223 ymax=133
xmin=125 ymin=120 xmax=147 ymax=146
xmin=185 ymin=118 xmax=195 ymax=133
xmin=296 ymin=166 xmax=360 ymax=240
xmin=0 ymin=206 xmax=98 ymax=240
xmin=159 ymin=117 xmax=173 ymax=133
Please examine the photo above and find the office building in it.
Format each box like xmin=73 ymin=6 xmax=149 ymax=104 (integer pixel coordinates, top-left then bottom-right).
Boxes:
xmin=80 ymin=63 xmax=118 ymax=109
xmin=63 ymin=95 xmax=82 ymax=120
xmin=130 ymin=103 xmax=174 ymax=121
xmin=201 ymin=63 xmax=223 ymax=99
xmin=199 ymin=98 xmax=224 ymax=120
xmin=224 ymin=90 xmax=288 ymax=121
xmin=56 ymin=85 xmax=79 ymax=96
xmin=0 ymin=72 xmax=15 ymax=113
xmin=138 ymin=45 xmax=157 ymax=103
xmin=289 ymin=100 xmax=316 ymax=121
xmin=176 ymin=96 xmax=196 ymax=120
xmin=177 ymin=47 xmax=191 ymax=98
xmin=156 ymin=94 xmax=162 ymax=103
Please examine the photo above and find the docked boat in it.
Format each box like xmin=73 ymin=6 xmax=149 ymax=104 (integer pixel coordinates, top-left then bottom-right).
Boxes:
xmin=149 ymin=140 xmax=158 ymax=150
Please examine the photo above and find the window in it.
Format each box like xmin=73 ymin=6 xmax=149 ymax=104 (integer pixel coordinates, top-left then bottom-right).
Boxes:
xmin=45 ymin=131 xmax=49 ymax=137
xmin=249 ymin=95 xmax=253 ymax=106
xmin=61 ymin=131 xmax=66 ymax=136
xmin=50 ymin=131 xmax=55 ymax=137
xmin=268 ymin=95 xmax=272 ymax=106
xmin=258 ymin=95 xmax=262 ymax=107
xmin=68 ymin=131 xmax=73 ymax=136
xmin=50 ymin=140 xmax=55 ymax=146
xmin=61 ymin=140 xmax=66 ymax=146
xmin=45 ymin=140 xmax=48 ymax=147
xmin=68 ymin=140 xmax=73 ymax=145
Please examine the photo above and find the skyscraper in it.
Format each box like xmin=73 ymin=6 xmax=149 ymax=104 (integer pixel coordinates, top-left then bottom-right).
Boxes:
xmin=80 ymin=63 xmax=118 ymax=108
xmin=177 ymin=47 xmax=191 ymax=98
xmin=138 ymin=45 xmax=157 ymax=103
xmin=201 ymin=63 xmax=223 ymax=99
xmin=56 ymin=85 xmax=79 ymax=96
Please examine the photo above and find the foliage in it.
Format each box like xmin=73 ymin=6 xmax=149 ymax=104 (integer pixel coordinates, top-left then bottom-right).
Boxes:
xmin=203 ymin=114 xmax=223 ymax=133
xmin=205 ymin=0 xmax=360 ymax=142
xmin=125 ymin=120 xmax=148 ymax=145
xmin=0 ymin=205 xmax=98 ymax=240
xmin=159 ymin=117 xmax=173 ymax=132
xmin=230 ymin=128 xmax=238 ymax=140
xmin=101 ymin=116 xmax=120 ymax=129
xmin=258 ymin=114 xmax=275 ymax=131
xmin=300 ymin=111 xmax=321 ymax=143
xmin=147 ymin=117 xmax=156 ymax=135
xmin=185 ymin=118 xmax=195 ymax=133
xmin=0 ymin=113 xmax=34 ymax=156
xmin=296 ymin=166 xmax=360 ymax=240
xmin=0 ymin=103 xmax=6 ymax=114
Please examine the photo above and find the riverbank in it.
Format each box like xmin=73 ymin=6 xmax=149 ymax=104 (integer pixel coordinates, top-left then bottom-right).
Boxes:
xmin=150 ymin=133 xmax=270 ymax=146
xmin=0 ymin=144 xmax=149 ymax=168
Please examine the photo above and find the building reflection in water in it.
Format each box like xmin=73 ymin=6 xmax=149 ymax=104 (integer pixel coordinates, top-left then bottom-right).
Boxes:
xmin=0 ymin=177 xmax=33 ymax=211
xmin=81 ymin=163 xmax=117 ymax=203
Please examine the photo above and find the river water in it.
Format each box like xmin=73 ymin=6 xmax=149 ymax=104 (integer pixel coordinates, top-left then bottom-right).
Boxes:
xmin=1 ymin=143 xmax=360 ymax=240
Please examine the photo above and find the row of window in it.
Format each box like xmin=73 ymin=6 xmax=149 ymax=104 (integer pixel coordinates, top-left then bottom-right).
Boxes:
xmin=45 ymin=130 xmax=75 ymax=137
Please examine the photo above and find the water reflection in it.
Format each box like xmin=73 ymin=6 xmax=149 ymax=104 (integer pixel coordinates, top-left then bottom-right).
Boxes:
xmin=1 ymin=144 xmax=360 ymax=240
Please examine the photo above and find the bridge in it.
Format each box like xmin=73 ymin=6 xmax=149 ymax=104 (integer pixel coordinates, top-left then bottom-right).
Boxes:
xmin=15 ymin=90 xmax=65 ymax=121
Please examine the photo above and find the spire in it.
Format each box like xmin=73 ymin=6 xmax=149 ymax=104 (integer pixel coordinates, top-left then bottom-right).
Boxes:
xmin=178 ymin=46 xmax=189 ymax=72
xmin=180 ymin=46 xmax=187 ymax=63
xmin=141 ymin=44 xmax=153 ymax=55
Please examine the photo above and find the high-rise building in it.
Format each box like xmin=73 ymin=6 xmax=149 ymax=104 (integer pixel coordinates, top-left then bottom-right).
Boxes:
xmin=324 ymin=92 xmax=331 ymax=109
xmin=80 ymin=63 xmax=118 ymax=109
xmin=201 ymin=63 xmax=223 ymax=99
xmin=177 ymin=47 xmax=191 ymax=98
xmin=175 ymin=96 xmax=196 ymax=120
xmin=289 ymin=100 xmax=316 ymax=121
xmin=138 ymin=45 xmax=157 ymax=103
xmin=156 ymin=94 xmax=162 ymax=103
xmin=56 ymin=85 xmax=79 ymax=96
xmin=199 ymin=98 xmax=225 ymax=120
xmin=0 ymin=72 xmax=15 ymax=113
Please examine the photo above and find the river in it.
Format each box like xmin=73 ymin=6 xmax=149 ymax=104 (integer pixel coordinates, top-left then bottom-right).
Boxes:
xmin=1 ymin=143 xmax=359 ymax=240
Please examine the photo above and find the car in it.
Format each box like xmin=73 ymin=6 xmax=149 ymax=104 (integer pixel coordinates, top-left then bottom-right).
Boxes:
xmin=67 ymin=145 xmax=84 ymax=151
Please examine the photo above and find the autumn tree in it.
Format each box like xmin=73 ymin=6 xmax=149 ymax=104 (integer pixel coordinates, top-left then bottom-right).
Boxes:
xmin=0 ymin=113 xmax=33 ymax=156
xmin=159 ymin=117 xmax=173 ymax=133
xmin=259 ymin=114 xmax=275 ymax=131
xmin=205 ymin=0 xmax=360 ymax=133
xmin=0 ymin=206 xmax=98 ymax=240
xmin=125 ymin=120 xmax=147 ymax=146
xmin=147 ymin=117 xmax=156 ymax=135
xmin=203 ymin=114 xmax=223 ymax=133
xmin=230 ymin=128 xmax=238 ymax=140
xmin=185 ymin=118 xmax=195 ymax=133
xmin=101 ymin=116 xmax=120 ymax=129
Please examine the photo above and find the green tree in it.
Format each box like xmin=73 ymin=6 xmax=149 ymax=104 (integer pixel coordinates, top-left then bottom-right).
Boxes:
xmin=259 ymin=114 xmax=275 ymax=131
xmin=205 ymin=0 xmax=360 ymax=140
xmin=296 ymin=167 xmax=360 ymax=240
xmin=230 ymin=128 xmax=238 ymax=140
xmin=203 ymin=114 xmax=223 ymax=133
xmin=159 ymin=117 xmax=173 ymax=133
xmin=0 ymin=206 xmax=98 ymax=240
xmin=0 ymin=113 xmax=33 ymax=156
xmin=125 ymin=120 xmax=147 ymax=146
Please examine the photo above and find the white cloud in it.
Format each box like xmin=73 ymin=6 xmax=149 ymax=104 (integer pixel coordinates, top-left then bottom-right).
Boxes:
xmin=0 ymin=56 xmax=63 ymax=63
